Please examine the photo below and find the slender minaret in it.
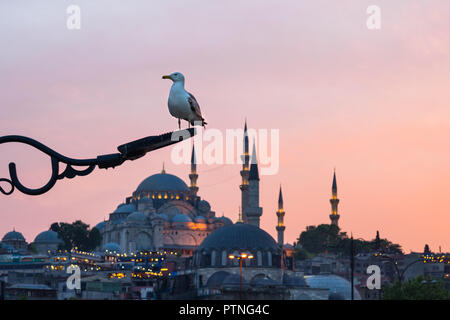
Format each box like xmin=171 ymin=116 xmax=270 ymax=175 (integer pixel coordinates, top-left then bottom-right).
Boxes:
xmin=189 ymin=144 xmax=199 ymax=198
xmin=329 ymin=169 xmax=340 ymax=226
xmin=276 ymin=185 xmax=286 ymax=246
xmin=246 ymin=141 xmax=263 ymax=227
xmin=240 ymin=120 xmax=250 ymax=223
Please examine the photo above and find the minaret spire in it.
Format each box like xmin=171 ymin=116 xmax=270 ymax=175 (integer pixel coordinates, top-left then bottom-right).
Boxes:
xmin=276 ymin=185 xmax=286 ymax=246
xmin=240 ymin=120 xmax=250 ymax=223
xmin=329 ymin=169 xmax=340 ymax=226
xmin=189 ymin=144 xmax=199 ymax=199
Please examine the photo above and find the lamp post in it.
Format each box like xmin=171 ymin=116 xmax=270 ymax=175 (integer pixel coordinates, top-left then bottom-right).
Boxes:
xmin=0 ymin=129 xmax=195 ymax=196
xmin=228 ymin=252 xmax=253 ymax=299
xmin=349 ymin=235 xmax=367 ymax=300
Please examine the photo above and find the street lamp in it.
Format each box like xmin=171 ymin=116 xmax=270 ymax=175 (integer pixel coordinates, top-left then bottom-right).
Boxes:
xmin=228 ymin=252 xmax=253 ymax=299
xmin=0 ymin=128 xmax=195 ymax=196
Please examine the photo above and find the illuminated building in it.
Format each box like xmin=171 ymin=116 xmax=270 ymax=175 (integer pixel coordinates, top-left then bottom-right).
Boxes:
xmin=95 ymin=147 xmax=232 ymax=256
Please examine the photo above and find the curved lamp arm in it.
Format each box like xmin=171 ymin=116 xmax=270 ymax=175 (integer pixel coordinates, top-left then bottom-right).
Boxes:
xmin=0 ymin=128 xmax=195 ymax=196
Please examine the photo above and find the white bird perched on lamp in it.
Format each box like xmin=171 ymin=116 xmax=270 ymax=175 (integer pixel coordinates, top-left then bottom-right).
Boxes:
xmin=162 ymin=72 xmax=207 ymax=129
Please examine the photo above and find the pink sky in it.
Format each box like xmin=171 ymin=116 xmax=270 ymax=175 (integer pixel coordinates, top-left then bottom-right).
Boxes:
xmin=1 ymin=1 xmax=449 ymax=253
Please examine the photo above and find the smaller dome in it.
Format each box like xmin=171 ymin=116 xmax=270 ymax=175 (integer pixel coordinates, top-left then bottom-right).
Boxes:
xmin=112 ymin=219 xmax=125 ymax=225
xmin=113 ymin=203 xmax=136 ymax=214
xmin=127 ymin=211 xmax=147 ymax=222
xmin=171 ymin=214 xmax=192 ymax=223
xmin=0 ymin=242 xmax=14 ymax=252
xmin=34 ymin=230 xmax=63 ymax=244
xmin=250 ymin=276 xmax=279 ymax=287
xmin=104 ymin=242 xmax=121 ymax=253
xmin=94 ymin=222 xmax=106 ymax=230
xmin=215 ymin=216 xmax=233 ymax=225
xmin=283 ymin=274 xmax=307 ymax=287
xmin=206 ymin=271 xmax=231 ymax=288
xmin=194 ymin=216 xmax=206 ymax=223
xmin=2 ymin=230 xmax=25 ymax=242
xmin=198 ymin=200 xmax=211 ymax=213
xmin=157 ymin=213 xmax=169 ymax=221
xmin=222 ymin=273 xmax=248 ymax=287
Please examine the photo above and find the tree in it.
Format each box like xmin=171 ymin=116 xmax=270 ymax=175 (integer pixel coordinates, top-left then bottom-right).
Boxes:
xmin=51 ymin=220 xmax=102 ymax=251
xmin=424 ymin=244 xmax=431 ymax=254
xmin=383 ymin=275 xmax=450 ymax=300
xmin=296 ymin=224 xmax=402 ymax=257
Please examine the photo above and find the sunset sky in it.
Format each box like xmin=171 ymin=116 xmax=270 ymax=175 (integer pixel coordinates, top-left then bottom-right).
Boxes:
xmin=1 ymin=1 xmax=449 ymax=253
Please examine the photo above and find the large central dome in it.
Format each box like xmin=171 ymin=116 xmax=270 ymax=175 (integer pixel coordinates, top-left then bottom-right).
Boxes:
xmin=135 ymin=173 xmax=189 ymax=193
xmin=198 ymin=222 xmax=279 ymax=252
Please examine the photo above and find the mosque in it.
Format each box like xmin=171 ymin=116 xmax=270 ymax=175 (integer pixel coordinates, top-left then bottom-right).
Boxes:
xmin=92 ymin=121 xmax=297 ymax=256
xmin=94 ymin=144 xmax=232 ymax=256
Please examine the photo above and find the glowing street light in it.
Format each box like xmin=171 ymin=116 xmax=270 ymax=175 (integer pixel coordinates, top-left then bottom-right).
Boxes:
xmin=228 ymin=252 xmax=253 ymax=299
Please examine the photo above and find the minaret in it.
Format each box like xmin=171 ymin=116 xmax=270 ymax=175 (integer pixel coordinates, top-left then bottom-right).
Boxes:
xmin=189 ymin=144 xmax=199 ymax=198
xmin=246 ymin=141 xmax=263 ymax=227
xmin=276 ymin=185 xmax=286 ymax=246
xmin=329 ymin=169 xmax=340 ymax=226
xmin=240 ymin=120 xmax=250 ymax=223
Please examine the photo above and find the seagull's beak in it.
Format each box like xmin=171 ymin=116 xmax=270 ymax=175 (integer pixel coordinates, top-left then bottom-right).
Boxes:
xmin=162 ymin=75 xmax=171 ymax=80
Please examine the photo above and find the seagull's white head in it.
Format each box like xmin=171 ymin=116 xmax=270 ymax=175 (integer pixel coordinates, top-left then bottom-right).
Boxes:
xmin=162 ymin=72 xmax=185 ymax=83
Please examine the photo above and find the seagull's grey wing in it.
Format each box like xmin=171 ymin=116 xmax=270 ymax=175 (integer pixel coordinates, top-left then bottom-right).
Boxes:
xmin=187 ymin=92 xmax=204 ymax=119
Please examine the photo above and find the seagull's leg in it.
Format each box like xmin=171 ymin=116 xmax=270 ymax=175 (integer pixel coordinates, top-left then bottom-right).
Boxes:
xmin=178 ymin=118 xmax=181 ymax=130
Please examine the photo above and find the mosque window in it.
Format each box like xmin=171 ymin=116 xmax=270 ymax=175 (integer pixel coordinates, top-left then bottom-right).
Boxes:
xmin=257 ymin=251 xmax=262 ymax=266
xmin=221 ymin=251 xmax=227 ymax=266
xmin=175 ymin=194 xmax=180 ymax=200
xmin=158 ymin=193 xmax=162 ymax=199
xmin=211 ymin=251 xmax=216 ymax=266
xmin=164 ymin=193 xmax=168 ymax=199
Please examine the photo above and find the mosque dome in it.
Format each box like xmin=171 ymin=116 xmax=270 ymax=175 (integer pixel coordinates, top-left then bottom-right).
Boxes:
xmin=0 ymin=242 xmax=14 ymax=252
xmin=127 ymin=211 xmax=147 ymax=223
xmin=171 ymin=214 xmax=192 ymax=223
xmin=114 ymin=203 xmax=136 ymax=214
xmin=215 ymin=216 xmax=233 ymax=225
xmin=194 ymin=216 xmax=206 ymax=223
xmin=94 ymin=221 xmax=106 ymax=230
xmin=198 ymin=200 xmax=211 ymax=213
xmin=158 ymin=213 xmax=169 ymax=220
xmin=104 ymin=242 xmax=121 ymax=253
xmin=250 ymin=276 xmax=279 ymax=287
xmin=282 ymin=273 xmax=308 ymax=287
xmin=34 ymin=230 xmax=63 ymax=244
xmin=222 ymin=273 xmax=249 ymax=287
xmin=198 ymin=223 xmax=279 ymax=252
xmin=206 ymin=271 xmax=231 ymax=288
xmin=2 ymin=230 xmax=25 ymax=242
xmin=135 ymin=173 xmax=189 ymax=193
xmin=304 ymin=274 xmax=361 ymax=300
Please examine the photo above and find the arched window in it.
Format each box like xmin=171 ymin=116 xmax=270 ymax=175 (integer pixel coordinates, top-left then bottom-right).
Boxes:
xmin=221 ymin=250 xmax=227 ymax=266
xmin=211 ymin=250 xmax=216 ymax=266
xmin=257 ymin=251 xmax=262 ymax=266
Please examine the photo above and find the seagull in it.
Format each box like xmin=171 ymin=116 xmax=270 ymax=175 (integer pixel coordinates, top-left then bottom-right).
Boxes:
xmin=162 ymin=72 xmax=207 ymax=129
